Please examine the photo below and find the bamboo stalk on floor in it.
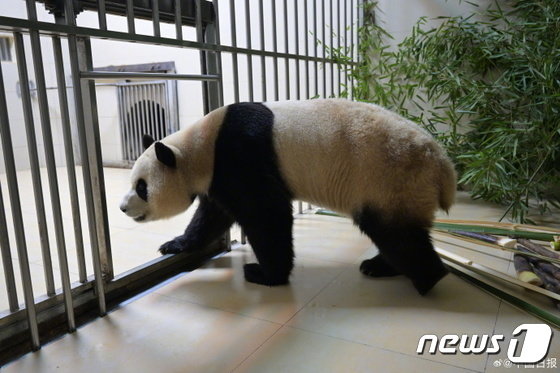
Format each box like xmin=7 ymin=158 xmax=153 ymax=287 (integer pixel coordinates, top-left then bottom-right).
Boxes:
xmin=513 ymin=254 xmax=543 ymax=286
xmin=518 ymin=238 xmax=560 ymax=261
xmin=451 ymin=230 xmax=517 ymax=248
xmin=516 ymin=246 xmax=560 ymax=281
xmin=433 ymin=230 xmax=560 ymax=266
xmin=435 ymin=247 xmax=560 ymax=302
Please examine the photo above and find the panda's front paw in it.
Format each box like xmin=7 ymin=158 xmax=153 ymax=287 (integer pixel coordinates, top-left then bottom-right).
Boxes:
xmin=159 ymin=237 xmax=188 ymax=255
xmin=243 ymin=263 xmax=289 ymax=286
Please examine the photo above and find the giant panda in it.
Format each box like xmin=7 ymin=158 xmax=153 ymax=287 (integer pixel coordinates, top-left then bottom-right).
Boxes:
xmin=119 ymin=99 xmax=456 ymax=295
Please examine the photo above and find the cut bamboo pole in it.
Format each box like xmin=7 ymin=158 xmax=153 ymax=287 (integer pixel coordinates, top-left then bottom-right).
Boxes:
xmin=433 ymin=230 xmax=560 ymax=265
xmin=513 ymin=254 xmax=543 ymax=286
xmin=451 ymin=230 xmax=516 ymax=248
xmin=518 ymin=239 xmax=560 ymax=260
xmin=435 ymin=247 xmax=560 ymax=302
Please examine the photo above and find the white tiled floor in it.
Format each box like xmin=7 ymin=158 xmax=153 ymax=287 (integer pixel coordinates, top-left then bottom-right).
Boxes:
xmin=2 ymin=168 xmax=560 ymax=372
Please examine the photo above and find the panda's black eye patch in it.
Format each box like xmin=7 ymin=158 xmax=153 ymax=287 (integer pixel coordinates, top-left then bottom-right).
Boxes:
xmin=136 ymin=178 xmax=148 ymax=201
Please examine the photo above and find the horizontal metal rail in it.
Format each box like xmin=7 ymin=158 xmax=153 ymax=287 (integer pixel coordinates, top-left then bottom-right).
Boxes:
xmin=81 ymin=71 xmax=221 ymax=81
xmin=0 ymin=16 xmax=355 ymax=66
xmin=0 ymin=242 xmax=227 ymax=365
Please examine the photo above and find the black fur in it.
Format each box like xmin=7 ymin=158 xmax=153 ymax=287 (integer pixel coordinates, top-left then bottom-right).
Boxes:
xmin=143 ymin=134 xmax=155 ymax=150
xmin=353 ymin=207 xmax=448 ymax=295
xmin=160 ymin=195 xmax=234 ymax=254
xmin=155 ymin=141 xmax=176 ymax=168
xmin=136 ymin=178 xmax=148 ymax=202
xmin=162 ymin=103 xmax=294 ymax=286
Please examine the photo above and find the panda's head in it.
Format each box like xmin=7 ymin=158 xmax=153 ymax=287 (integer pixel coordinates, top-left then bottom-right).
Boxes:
xmin=119 ymin=134 xmax=195 ymax=222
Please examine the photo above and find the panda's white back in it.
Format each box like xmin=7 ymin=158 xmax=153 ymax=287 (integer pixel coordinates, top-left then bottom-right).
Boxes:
xmin=266 ymin=99 xmax=454 ymax=221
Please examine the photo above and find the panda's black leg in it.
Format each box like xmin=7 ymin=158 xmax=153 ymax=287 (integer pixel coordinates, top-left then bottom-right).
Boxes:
xmin=159 ymin=195 xmax=234 ymax=254
xmin=354 ymin=207 xmax=448 ymax=295
xmin=237 ymin=211 xmax=294 ymax=286
xmin=359 ymin=254 xmax=401 ymax=277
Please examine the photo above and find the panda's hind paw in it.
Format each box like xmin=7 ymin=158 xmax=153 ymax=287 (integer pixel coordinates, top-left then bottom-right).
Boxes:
xmin=243 ymin=263 xmax=289 ymax=286
xmin=159 ymin=237 xmax=188 ymax=255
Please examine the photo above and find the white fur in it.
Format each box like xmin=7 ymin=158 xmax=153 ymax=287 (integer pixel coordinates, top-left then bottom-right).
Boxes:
xmin=119 ymin=107 xmax=227 ymax=221
xmin=266 ymin=99 xmax=456 ymax=223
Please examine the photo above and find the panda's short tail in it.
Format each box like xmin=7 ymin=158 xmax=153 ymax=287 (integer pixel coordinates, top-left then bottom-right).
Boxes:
xmin=438 ymin=159 xmax=457 ymax=213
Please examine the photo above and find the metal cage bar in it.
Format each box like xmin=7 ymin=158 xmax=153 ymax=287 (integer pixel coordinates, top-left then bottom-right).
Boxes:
xmin=13 ymin=32 xmax=56 ymax=297
xmin=0 ymin=55 xmax=41 ymax=351
xmin=25 ymin=0 xmax=76 ymax=331
xmin=0 ymin=182 xmax=19 ymax=313
xmin=244 ymin=0 xmax=253 ymax=102
xmin=52 ymin=36 xmax=87 ymax=284
xmin=229 ymin=0 xmax=239 ymax=103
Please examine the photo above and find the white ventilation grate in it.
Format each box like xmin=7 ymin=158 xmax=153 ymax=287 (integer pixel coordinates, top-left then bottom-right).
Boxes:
xmin=117 ymin=80 xmax=178 ymax=161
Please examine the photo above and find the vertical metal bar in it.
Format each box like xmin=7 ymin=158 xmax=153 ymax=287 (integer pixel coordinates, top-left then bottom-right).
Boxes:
xmin=313 ymin=0 xmax=318 ymax=97
xmin=294 ymin=0 xmax=300 ymax=100
xmin=229 ymin=0 xmax=239 ymax=103
xmin=126 ymin=0 xmax=135 ymax=34
xmin=78 ymin=36 xmax=114 ymax=281
xmin=52 ymin=36 xmax=87 ymax=284
xmin=25 ymin=0 xmax=76 ymax=330
xmin=13 ymin=32 xmax=56 ymax=297
xmin=357 ymin=0 xmax=363 ymax=66
xmin=350 ymin=0 xmax=354 ymax=100
xmin=329 ymin=0 xmax=334 ymax=97
xmin=98 ymin=0 xmax=107 ymax=30
xmin=196 ymin=0 xmax=209 ymax=113
xmin=0 ymin=55 xmax=40 ymax=350
xmin=149 ymin=84 xmax=157 ymax=138
xmin=298 ymin=201 xmax=303 ymax=214
xmin=120 ymin=85 xmax=128 ymax=160
xmin=283 ymin=0 xmax=290 ymax=99
xmin=133 ymin=86 xmax=141 ymax=157
xmin=159 ymin=84 xmax=165 ymax=137
xmin=117 ymin=84 xmax=126 ymax=159
xmin=344 ymin=0 xmax=348 ymax=95
xmin=241 ymin=229 xmax=247 ymax=245
xmin=259 ymin=0 xmax=266 ymax=101
xmin=304 ymin=0 xmax=309 ymax=99
xmin=337 ymin=0 xmax=341 ymax=96
xmin=272 ymin=0 xmax=279 ymax=100
xmin=321 ymin=0 xmax=326 ymax=98
xmin=211 ymin=0 xmax=224 ymax=107
xmin=164 ymin=82 xmax=172 ymax=134
xmin=152 ymin=0 xmax=160 ymax=37
xmin=174 ymin=0 xmax=183 ymax=40
xmin=122 ymin=86 xmax=131 ymax=160
xmin=245 ymin=0 xmax=253 ymax=102
xmin=143 ymin=84 xmax=151 ymax=140
xmin=140 ymin=85 xmax=148 ymax=141
xmin=0 ymin=182 xmax=19 ymax=312
xmin=66 ymin=0 xmax=106 ymax=315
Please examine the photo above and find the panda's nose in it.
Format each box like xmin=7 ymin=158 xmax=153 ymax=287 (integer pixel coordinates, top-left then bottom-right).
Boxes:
xmin=120 ymin=205 xmax=127 ymax=213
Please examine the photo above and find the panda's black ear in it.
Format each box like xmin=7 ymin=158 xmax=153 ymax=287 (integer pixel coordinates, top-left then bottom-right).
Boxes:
xmin=154 ymin=142 xmax=176 ymax=168
xmin=142 ymin=134 xmax=155 ymax=150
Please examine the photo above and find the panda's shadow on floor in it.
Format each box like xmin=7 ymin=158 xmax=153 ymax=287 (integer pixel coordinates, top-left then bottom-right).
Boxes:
xmin=164 ymin=248 xmax=491 ymax=316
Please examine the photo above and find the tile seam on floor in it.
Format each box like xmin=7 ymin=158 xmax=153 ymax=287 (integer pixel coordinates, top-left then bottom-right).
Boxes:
xmin=228 ymin=260 xmax=350 ymax=372
xmin=483 ymin=300 xmax=503 ymax=373
xmin=229 ymin=323 xmax=285 ymax=373
xmin=152 ymin=290 xmax=286 ymax=326
xmin=285 ymin=324 xmax=484 ymax=373
xmin=282 ymin=262 xmax=349 ymax=326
